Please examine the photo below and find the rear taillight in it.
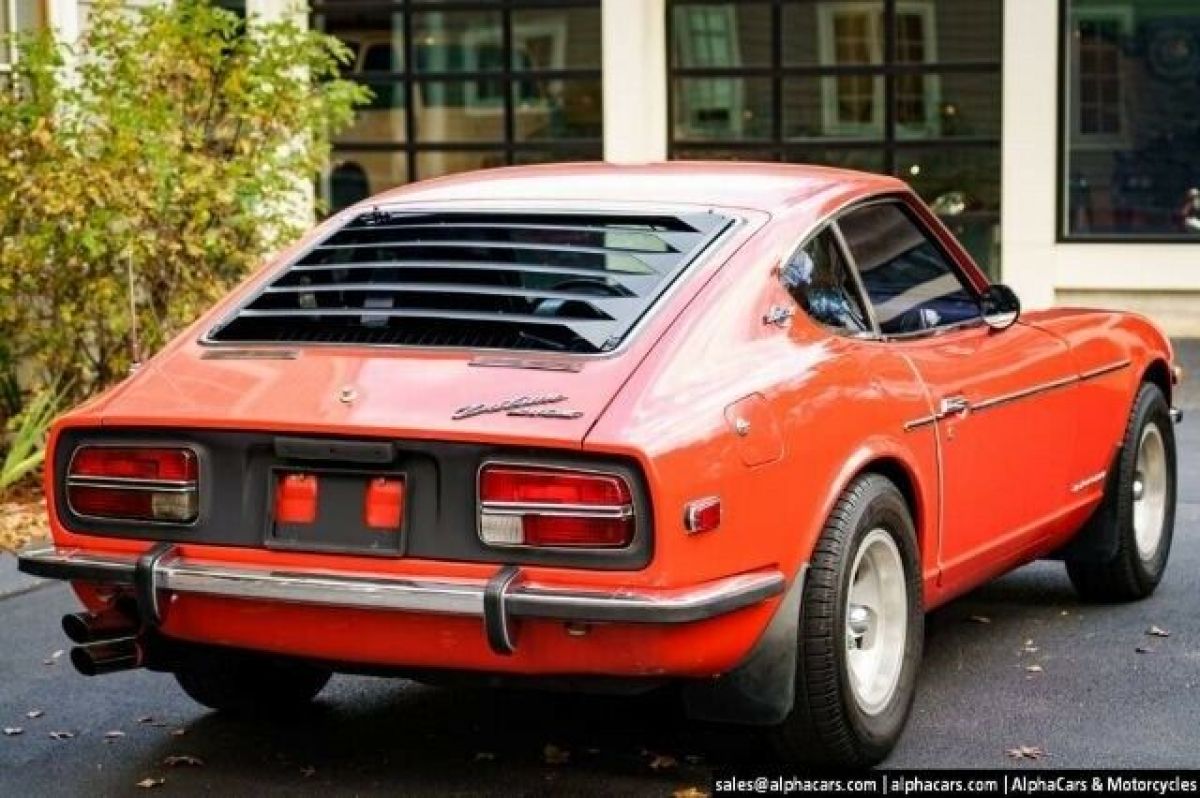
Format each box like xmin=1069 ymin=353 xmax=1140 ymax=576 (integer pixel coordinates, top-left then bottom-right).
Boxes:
xmin=67 ymin=446 xmax=199 ymax=523
xmin=478 ymin=464 xmax=635 ymax=549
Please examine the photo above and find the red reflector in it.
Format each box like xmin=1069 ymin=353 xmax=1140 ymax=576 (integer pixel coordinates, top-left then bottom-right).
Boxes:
xmin=684 ymin=496 xmax=721 ymax=533
xmin=275 ymin=473 xmax=318 ymax=525
xmin=71 ymin=447 xmax=197 ymax=482
xmin=480 ymin=467 xmax=631 ymax=505
xmin=364 ymin=477 xmax=404 ymax=530
xmin=523 ymin=515 xmax=633 ymax=547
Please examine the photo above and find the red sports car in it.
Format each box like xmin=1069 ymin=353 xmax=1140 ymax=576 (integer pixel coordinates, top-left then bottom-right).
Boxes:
xmin=20 ymin=163 xmax=1182 ymax=765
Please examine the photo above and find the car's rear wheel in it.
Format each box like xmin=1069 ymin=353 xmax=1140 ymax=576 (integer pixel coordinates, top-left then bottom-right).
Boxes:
xmin=174 ymin=654 xmax=331 ymax=715
xmin=769 ymin=474 xmax=922 ymax=767
xmin=1066 ymin=382 xmax=1176 ymax=602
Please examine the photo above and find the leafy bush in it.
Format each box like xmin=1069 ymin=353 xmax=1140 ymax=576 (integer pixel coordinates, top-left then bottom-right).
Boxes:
xmin=0 ymin=382 xmax=63 ymax=495
xmin=0 ymin=0 xmax=369 ymax=399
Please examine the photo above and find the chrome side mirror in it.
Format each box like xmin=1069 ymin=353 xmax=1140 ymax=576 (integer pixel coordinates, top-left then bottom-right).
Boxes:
xmin=980 ymin=284 xmax=1021 ymax=331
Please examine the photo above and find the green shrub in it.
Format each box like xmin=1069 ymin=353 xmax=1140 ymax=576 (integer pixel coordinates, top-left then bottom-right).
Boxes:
xmin=0 ymin=0 xmax=369 ymax=400
xmin=0 ymin=381 xmax=63 ymax=495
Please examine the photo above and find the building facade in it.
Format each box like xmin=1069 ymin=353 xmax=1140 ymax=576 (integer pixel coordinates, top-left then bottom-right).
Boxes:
xmin=12 ymin=0 xmax=1200 ymax=334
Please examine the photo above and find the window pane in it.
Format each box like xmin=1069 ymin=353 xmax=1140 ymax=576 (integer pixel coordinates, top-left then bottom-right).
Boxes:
xmin=513 ymin=147 xmax=603 ymax=166
xmin=781 ymin=229 xmax=871 ymax=334
xmin=1062 ymin=0 xmax=1200 ymax=237
xmin=672 ymin=3 xmax=772 ymax=68
xmin=514 ymin=7 xmax=602 ymax=70
xmin=315 ymin=8 xmax=405 ymax=73
xmin=513 ymin=79 xmax=602 ymax=141
xmin=784 ymin=148 xmax=886 ymax=174
xmin=783 ymin=77 xmax=884 ymax=140
xmin=894 ymin=147 xmax=1000 ymax=277
xmin=326 ymin=153 xmax=409 ymax=211
xmin=839 ymin=203 xmax=980 ymax=335
xmin=412 ymin=11 xmax=503 ymax=74
xmin=339 ymin=82 xmax=406 ymax=142
xmin=673 ymin=77 xmax=772 ymax=140
xmin=893 ymin=72 xmax=1000 ymax=140
xmin=672 ymin=147 xmax=779 ymax=161
xmin=783 ymin=1 xmax=883 ymax=67
xmin=417 ymin=150 xmax=508 ymax=181
xmin=413 ymin=81 xmax=504 ymax=142
xmin=926 ymin=0 xmax=1001 ymax=65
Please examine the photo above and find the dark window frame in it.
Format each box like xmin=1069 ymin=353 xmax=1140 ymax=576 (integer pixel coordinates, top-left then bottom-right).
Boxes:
xmin=312 ymin=0 xmax=603 ymax=193
xmin=665 ymin=0 xmax=1002 ymax=167
xmin=1055 ymin=0 xmax=1200 ymax=244
xmin=833 ymin=196 xmax=985 ymax=340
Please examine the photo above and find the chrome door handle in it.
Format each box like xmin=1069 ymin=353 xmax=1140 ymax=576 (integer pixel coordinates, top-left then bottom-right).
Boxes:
xmin=939 ymin=395 xmax=970 ymax=417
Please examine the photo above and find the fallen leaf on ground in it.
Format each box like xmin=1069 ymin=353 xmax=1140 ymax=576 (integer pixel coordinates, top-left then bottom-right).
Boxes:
xmin=1006 ymin=745 xmax=1046 ymax=760
xmin=1025 ymin=664 xmax=1044 ymax=674
xmin=163 ymin=754 xmax=204 ymax=768
xmin=136 ymin=778 xmax=165 ymax=789
xmin=1136 ymin=645 xmax=1153 ymax=654
xmin=674 ymin=788 xmax=710 ymax=798
xmin=26 ymin=710 xmax=43 ymax=719
xmin=967 ymin=615 xmax=991 ymax=624
xmin=137 ymin=716 xmax=155 ymax=725
xmin=542 ymin=744 xmax=570 ymax=765
xmin=104 ymin=731 xmax=126 ymax=742
xmin=1147 ymin=625 xmax=1171 ymax=638
xmin=42 ymin=650 xmax=64 ymax=666
xmin=48 ymin=731 xmax=74 ymax=740
xmin=3 ymin=728 xmax=23 ymax=736
xmin=648 ymin=753 xmax=678 ymax=770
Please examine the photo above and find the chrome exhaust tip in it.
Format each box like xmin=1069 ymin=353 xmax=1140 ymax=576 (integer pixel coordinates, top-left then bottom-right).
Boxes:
xmin=70 ymin=638 xmax=141 ymax=677
xmin=61 ymin=610 xmax=137 ymax=645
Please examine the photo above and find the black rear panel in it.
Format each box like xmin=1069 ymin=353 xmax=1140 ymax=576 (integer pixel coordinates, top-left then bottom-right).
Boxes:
xmin=206 ymin=209 xmax=732 ymax=353
xmin=53 ymin=428 xmax=652 ymax=570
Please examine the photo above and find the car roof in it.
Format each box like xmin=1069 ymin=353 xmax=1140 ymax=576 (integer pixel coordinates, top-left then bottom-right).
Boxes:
xmin=367 ymin=161 xmax=908 ymax=215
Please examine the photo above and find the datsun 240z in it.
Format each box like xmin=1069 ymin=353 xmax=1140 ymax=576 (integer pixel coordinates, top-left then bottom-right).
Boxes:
xmin=20 ymin=163 xmax=1182 ymax=766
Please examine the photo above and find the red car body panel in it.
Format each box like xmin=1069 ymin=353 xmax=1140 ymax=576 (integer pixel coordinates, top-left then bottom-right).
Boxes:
xmin=34 ymin=163 xmax=1177 ymax=680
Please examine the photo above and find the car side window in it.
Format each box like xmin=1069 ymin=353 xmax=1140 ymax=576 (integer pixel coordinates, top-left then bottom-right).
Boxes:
xmin=837 ymin=202 xmax=981 ymax=336
xmin=780 ymin=228 xmax=871 ymax=335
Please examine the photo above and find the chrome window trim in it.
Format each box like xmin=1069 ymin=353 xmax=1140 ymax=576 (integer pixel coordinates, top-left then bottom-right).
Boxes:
xmin=834 ymin=195 xmax=986 ymax=339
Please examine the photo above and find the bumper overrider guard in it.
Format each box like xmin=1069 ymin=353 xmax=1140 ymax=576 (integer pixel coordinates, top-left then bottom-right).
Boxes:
xmin=18 ymin=545 xmax=786 ymax=658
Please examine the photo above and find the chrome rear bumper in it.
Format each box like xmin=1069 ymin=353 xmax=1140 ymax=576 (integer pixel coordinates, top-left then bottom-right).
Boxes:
xmin=19 ymin=545 xmax=785 ymax=654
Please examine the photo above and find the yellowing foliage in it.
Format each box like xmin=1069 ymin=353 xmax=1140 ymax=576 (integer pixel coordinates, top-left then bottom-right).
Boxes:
xmin=0 ymin=0 xmax=370 ymax=401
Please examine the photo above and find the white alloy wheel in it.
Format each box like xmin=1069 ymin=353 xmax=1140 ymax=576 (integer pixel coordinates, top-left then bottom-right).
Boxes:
xmin=1132 ymin=422 xmax=1168 ymax=561
xmin=845 ymin=528 xmax=908 ymax=715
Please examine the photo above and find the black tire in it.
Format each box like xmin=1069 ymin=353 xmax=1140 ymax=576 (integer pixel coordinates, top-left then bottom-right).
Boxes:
xmin=769 ymin=474 xmax=923 ymax=767
xmin=1066 ymin=382 xmax=1176 ymax=602
xmin=174 ymin=654 xmax=331 ymax=715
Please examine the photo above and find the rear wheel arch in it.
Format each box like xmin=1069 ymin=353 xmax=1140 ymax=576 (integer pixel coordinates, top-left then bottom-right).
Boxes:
xmin=1142 ymin=357 xmax=1173 ymax=407
xmin=817 ymin=447 xmax=929 ymax=566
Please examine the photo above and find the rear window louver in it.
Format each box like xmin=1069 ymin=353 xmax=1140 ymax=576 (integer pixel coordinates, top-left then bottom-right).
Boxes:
xmin=206 ymin=210 xmax=733 ymax=353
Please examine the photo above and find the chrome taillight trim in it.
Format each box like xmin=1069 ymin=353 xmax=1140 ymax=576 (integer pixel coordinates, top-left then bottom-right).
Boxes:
xmin=475 ymin=459 xmax=640 ymax=552
xmin=65 ymin=477 xmax=197 ymax=492
xmin=480 ymin=501 xmax=634 ymax=519
xmin=65 ymin=445 xmax=202 ymax=526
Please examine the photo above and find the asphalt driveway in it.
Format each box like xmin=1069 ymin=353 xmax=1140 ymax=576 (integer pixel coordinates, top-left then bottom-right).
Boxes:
xmin=1 ymin=341 xmax=1197 ymax=795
